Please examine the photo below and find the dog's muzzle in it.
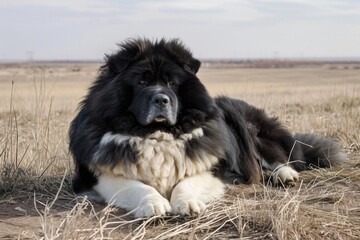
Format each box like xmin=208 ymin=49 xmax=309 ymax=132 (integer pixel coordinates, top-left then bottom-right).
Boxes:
xmin=129 ymin=86 xmax=178 ymax=126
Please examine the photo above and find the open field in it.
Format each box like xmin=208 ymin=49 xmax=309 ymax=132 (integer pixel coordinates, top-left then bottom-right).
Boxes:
xmin=0 ymin=63 xmax=359 ymax=239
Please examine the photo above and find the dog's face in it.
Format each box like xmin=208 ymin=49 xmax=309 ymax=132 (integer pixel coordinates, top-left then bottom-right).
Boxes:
xmin=89 ymin=39 xmax=215 ymax=131
xmin=126 ymin=60 xmax=182 ymax=126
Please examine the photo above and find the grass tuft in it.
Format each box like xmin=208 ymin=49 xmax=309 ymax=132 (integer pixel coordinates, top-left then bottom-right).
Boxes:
xmin=0 ymin=64 xmax=359 ymax=239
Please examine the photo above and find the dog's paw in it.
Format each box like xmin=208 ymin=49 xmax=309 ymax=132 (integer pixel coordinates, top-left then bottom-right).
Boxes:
xmin=134 ymin=194 xmax=172 ymax=218
xmin=171 ymin=196 xmax=207 ymax=216
xmin=273 ymin=166 xmax=299 ymax=187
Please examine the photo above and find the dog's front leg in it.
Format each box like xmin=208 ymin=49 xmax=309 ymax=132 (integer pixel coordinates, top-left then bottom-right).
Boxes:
xmin=170 ymin=172 xmax=225 ymax=216
xmin=94 ymin=175 xmax=171 ymax=218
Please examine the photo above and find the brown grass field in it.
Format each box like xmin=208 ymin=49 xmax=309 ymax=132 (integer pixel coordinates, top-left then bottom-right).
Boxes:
xmin=0 ymin=63 xmax=359 ymax=239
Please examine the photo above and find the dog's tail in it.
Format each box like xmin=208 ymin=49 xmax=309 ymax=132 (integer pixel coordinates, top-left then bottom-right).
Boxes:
xmin=291 ymin=133 xmax=347 ymax=171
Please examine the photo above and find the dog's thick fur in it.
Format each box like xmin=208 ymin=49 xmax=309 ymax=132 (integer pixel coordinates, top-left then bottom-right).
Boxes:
xmin=69 ymin=38 xmax=347 ymax=218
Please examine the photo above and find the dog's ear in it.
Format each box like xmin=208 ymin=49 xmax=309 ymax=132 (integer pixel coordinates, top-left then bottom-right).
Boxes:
xmin=101 ymin=39 xmax=151 ymax=77
xmin=184 ymin=58 xmax=201 ymax=74
xmin=103 ymin=50 xmax=134 ymax=74
xmin=164 ymin=39 xmax=201 ymax=74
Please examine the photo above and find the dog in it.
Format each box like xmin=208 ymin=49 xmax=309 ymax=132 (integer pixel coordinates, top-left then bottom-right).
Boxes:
xmin=69 ymin=38 xmax=347 ymax=218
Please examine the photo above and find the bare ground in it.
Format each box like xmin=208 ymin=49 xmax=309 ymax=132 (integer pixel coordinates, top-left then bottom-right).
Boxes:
xmin=0 ymin=63 xmax=359 ymax=239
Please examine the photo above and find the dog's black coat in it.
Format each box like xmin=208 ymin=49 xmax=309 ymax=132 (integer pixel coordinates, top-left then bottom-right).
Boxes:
xmin=70 ymin=38 xmax=345 ymax=194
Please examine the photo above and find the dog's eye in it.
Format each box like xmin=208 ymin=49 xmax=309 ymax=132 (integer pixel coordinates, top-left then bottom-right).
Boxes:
xmin=139 ymin=80 xmax=146 ymax=86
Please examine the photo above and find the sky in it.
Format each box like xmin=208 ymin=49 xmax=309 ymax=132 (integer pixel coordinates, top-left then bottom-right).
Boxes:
xmin=0 ymin=0 xmax=359 ymax=61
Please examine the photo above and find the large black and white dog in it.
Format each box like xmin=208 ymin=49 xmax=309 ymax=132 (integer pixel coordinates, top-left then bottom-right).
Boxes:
xmin=69 ymin=38 xmax=346 ymax=218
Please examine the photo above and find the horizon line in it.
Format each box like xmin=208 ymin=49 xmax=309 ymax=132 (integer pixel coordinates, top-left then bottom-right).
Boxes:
xmin=1 ymin=56 xmax=360 ymax=64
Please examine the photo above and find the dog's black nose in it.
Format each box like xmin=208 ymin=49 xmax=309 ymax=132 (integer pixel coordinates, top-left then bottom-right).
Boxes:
xmin=151 ymin=93 xmax=170 ymax=108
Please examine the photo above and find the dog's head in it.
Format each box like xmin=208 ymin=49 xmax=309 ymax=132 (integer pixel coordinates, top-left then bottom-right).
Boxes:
xmin=87 ymin=38 xmax=215 ymax=130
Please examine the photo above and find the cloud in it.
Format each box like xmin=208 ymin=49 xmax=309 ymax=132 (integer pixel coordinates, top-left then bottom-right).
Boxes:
xmin=0 ymin=0 xmax=359 ymax=59
xmin=0 ymin=0 xmax=117 ymax=13
xmin=117 ymin=0 xmax=267 ymax=24
xmin=0 ymin=0 xmax=267 ymax=22
xmin=2 ymin=0 xmax=359 ymax=23
xmin=255 ymin=0 xmax=360 ymax=17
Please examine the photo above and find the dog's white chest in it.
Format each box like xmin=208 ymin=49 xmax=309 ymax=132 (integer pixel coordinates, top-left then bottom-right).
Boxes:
xmin=93 ymin=128 xmax=219 ymax=198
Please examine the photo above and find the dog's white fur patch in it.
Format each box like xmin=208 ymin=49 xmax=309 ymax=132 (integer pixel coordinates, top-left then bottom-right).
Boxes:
xmin=100 ymin=132 xmax=130 ymax=145
xmin=92 ymin=128 xmax=218 ymax=198
xmin=274 ymin=166 xmax=299 ymax=185
xmin=261 ymin=159 xmax=299 ymax=186
xmin=170 ymin=171 xmax=225 ymax=216
xmin=94 ymin=175 xmax=171 ymax=218
xmin=179 ymin=127 xmax=204 ymax=141
xmin=94 ymin=171 xmax=225 ymax=218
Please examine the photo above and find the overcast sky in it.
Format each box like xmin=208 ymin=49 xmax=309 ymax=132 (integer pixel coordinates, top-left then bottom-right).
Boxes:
xmin=1 ymin=0 xmax=359 ymax=60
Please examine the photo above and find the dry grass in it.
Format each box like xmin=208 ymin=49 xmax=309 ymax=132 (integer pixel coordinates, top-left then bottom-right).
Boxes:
xmin=0 ymin=63 xmax=359 ymax=239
